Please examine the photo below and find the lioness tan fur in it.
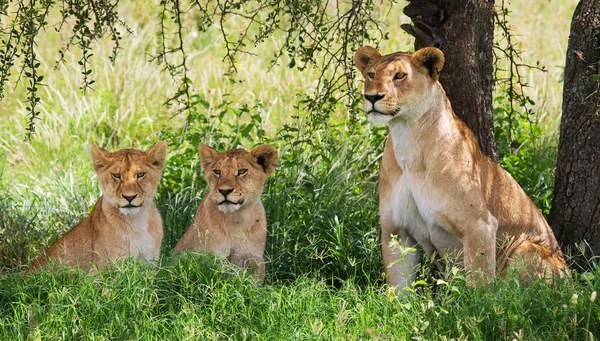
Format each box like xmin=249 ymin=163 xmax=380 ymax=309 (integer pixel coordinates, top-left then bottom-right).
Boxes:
xmin=30 ymin=142 xmax=166 ymax=271
xmin=173 ymin=144 xmax=278 ymax=282
xmin=354 ymin=46 xmax=568 ymax=289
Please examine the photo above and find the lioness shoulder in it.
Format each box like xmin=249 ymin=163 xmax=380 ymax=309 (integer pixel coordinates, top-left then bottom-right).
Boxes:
xmin=354 ymin=46 xmax=568 ymax=289
xmin=30 ymin=142 xmax=166 ymax=271
xmin=173 ymin=143 xmax=278 ymax=282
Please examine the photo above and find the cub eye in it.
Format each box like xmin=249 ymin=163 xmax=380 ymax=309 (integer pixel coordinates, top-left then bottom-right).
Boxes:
xmin=136 ymin=172 xmax=146 ymax=179
xmin=111 ymin=173 xmax=121 ymax=180
xmin=213 ymin=169 xmax=221 ymax=176
xmin=367 ymin=72 xmax=375 ymax=79
xmin=393 ymin=72 xmax=406 ymax=80
xmin=237 ymin=169 xmax=248 ymax=176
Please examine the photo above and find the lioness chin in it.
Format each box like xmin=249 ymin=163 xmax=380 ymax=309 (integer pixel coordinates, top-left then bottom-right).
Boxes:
xmin=354 ymin=46 xmax=568 ymax=289
xmin=30 ymin=142 xmax=166 ymax=271
xmin=173 ymin=144 xmax=278 ymax=283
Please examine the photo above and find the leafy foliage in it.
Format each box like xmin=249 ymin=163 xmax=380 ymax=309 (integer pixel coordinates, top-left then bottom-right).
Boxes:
xmin=1 ymin=0 xmax=392 ymax=136
xmin=492 ymin=1 xmax=558 ymax=216
xmin=0 ymin=0 xmax=127 ymax=139
xmin=494 ymin=94 xmax=557 ymax=216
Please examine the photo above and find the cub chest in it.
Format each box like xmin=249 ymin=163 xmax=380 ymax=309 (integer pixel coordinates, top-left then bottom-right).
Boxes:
xmin=128 ymin=229 xmax=158 ymax=260
xmin=115 ymin=216 xmax=159 ymax=260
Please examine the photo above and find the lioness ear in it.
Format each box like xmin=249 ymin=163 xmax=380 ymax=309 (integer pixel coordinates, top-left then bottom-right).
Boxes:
xmin=250 ymin=144 xmax=278 ymax=176
xmin=198 ymin=144 xmax=221 ymax=172
xmin=91 ymin=145 xmax=111 ymax=173
xmin=411 ymin=47 xmax=444 ymax=81
xmin=146 ymin=141 xmax=167 ymax=169
xmin=354 ymin=46 xmax=381 ymax=73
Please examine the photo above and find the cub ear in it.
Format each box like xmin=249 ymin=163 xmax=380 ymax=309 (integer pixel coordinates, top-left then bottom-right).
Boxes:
xmin=354 ymin=46 xmax=381 ymax=73
xmin=411 ymin=47 xmax=444 ymax=81
xmin=146 ymin=141 xmax=167 ymax=169
xmin=198 ymin=144 xmax=221 ymax=172
xmin=91 ymin=145 xmax=112 ymax=173
xmin=250 ymin=144 xmax=278 ymax=176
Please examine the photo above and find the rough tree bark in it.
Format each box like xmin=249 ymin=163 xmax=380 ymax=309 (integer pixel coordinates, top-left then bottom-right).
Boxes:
xmin=549 ymin=0 xmax=600 ymax=266
xmin=401 ymin=0 xmax=498 ymax=161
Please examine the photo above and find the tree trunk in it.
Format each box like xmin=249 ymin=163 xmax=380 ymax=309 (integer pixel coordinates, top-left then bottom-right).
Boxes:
xmin=401 ymin=0 xmax=498 ymax=161
xmin=548 ymin=0 xmax=600 ymax=267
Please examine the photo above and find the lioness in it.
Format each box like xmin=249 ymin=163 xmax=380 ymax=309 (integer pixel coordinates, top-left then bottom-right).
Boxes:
xmin=30 ymin=142 xmax=166 ymax=271
xmin=354 ymin=46 xmax=568 ymax=289
xmin=173 ymin=144 xmax=278 ymax=282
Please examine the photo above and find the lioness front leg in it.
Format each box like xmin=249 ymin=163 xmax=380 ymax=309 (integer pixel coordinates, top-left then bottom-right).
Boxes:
xmin=382 ymin=227 xmax=420 ymax=292
xmin=462 ymin=216 xmax=498 ymax=286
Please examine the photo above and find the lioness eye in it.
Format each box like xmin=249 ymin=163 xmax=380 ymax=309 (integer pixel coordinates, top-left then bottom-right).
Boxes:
xmin=394 ymin=72 xmax=406 ymax=80
xmin=137 ymin=172 xmax=146 ymax=179
xmin=367 ymin=72 xmax=375 ymax=79
xmin=213 ymin=169 xmax=221 ymax=176
xmin=237 ymin=169 xmax=248 ymax=176
xmin=112 ymin=173 xmax=121 ymax=180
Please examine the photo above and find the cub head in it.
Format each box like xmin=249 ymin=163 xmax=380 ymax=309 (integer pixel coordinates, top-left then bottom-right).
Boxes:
xmin=91 ymin=141 xmax=166 ymax=215
xmin=354 ymin=46 xmax=444 ymax=124
xmin=199 ymin=144 xmax=278 ymax=214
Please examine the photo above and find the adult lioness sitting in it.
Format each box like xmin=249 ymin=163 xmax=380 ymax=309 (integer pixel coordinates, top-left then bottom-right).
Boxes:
xmin=173 ymin=144 xmax=278 ymax=282
xmin=354 ymin=46 xmax=568 ymax=289
xmin=30 ymin=142 xmax=166 ymax=271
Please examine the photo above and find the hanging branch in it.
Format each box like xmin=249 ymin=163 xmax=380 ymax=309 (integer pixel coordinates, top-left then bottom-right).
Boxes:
xmin=493 ymin=0 xmax=547 ymax=148
xmin=0 ymin=0 xmax=128 ymax=140
xmin=150 ymin=0 xmax=193 ymax=114
xmin=1 ymin=0 xmax=392 ymax=138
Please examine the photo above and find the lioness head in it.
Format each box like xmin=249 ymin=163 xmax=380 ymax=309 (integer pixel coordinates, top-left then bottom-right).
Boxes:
xmin=199 ymin=144 xmax=278 ymax=213
xmin=354 ymin=46 xmax=445 ymax=124
xmin=91 ymin=142 xmax=166 ymax=215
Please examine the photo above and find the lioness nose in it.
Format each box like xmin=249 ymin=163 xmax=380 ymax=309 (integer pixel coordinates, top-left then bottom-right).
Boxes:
xmin=219 ymin=188 xmax=234 ymax=197
xmin=122 ymin=194 xmax=137 ymax=203
xmin=365 ymin=94 xmax=384 ymax=104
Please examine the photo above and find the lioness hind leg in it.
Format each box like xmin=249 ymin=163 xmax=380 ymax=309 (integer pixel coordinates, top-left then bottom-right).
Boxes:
xmin=507 ymin=242 xmax=569 ymax=281
xmin=459 ymin=216 xmax=498 ymax=287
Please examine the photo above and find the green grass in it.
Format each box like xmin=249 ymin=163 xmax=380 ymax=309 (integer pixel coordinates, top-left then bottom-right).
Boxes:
xmin=0 ymin=0 xmax=588 ymax=339
xmin=2 ymin=256 xmax=599 ymax=340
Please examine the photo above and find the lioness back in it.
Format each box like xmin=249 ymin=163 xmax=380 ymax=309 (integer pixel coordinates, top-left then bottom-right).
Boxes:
xmin=173 ymin=143 xmax=278 ymax=282
xmin=30 ymin=142 xmax=166 ymax=271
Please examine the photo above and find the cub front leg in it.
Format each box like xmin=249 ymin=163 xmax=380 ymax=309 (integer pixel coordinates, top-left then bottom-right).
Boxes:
xmin=229 ymin=253 xmax=265 ymax=284
xmin=246 ymin=256 xmax=266 ymax=284
xmin=381 ymin=224 xmax=420 ymax=292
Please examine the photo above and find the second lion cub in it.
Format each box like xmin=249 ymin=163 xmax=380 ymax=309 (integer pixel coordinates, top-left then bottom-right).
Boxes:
xmin=173 ymin=144 xmax=278 ymax=282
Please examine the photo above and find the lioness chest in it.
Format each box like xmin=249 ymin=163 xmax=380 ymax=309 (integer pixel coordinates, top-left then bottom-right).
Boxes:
xmin=387 ymin=171 xmax=463 ymax=258
xmin=385 ymin=124 xmax=465 ymax=258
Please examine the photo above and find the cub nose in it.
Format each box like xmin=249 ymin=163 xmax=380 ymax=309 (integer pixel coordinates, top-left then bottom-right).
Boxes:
xmin=364 ymin=94 xmax=385 ymax=104
xmin=122 ymin=194 xmax=137 ymax=203
xmin=219 ymin=188 xmax=234 ymax=197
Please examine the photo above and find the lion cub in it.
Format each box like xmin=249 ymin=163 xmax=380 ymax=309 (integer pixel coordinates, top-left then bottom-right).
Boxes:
xmin=354 ymin=46 xmax=568 ymax=288
xmin=173 ymin=144 xmax=278 ymax=282
xmin=30 ymin=142 xmax=166 ymax=271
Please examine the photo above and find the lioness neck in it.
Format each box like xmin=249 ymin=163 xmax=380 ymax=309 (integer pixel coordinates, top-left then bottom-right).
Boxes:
xmin=388 ymin=83 xmax=459 ymax=171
